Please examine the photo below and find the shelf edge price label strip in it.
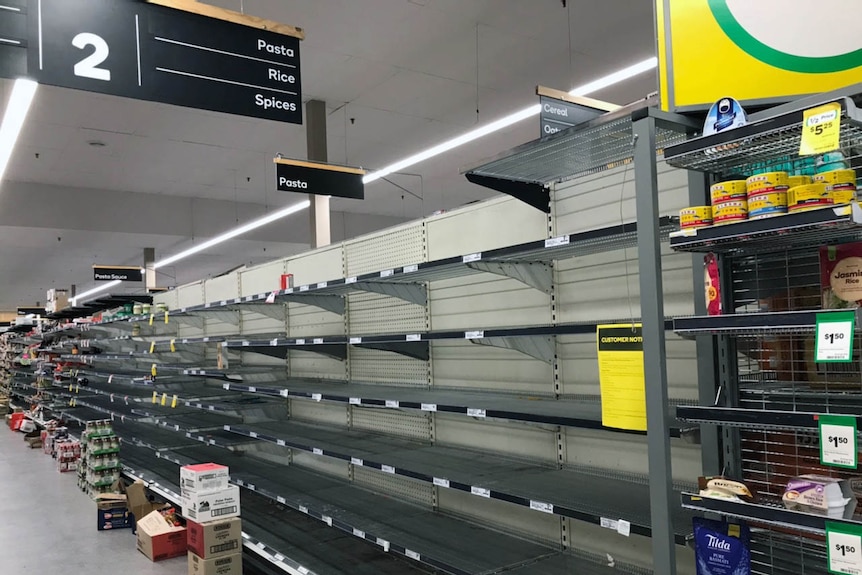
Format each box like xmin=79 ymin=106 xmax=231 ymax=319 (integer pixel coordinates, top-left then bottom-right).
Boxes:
xmin=816 ymin=311 xmax=856 ymax=363
xmin=800 ymin=102 xmax=841 ymax=157
xmin=819 ymin=414 xmax=858 ymax=469
xmin=827 ymin=521 xmax=862 ymax=575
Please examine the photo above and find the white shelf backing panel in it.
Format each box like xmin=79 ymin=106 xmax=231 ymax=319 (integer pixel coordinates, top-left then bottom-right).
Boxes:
xmin=290 ymin=398 xmax=349 ymax=427
xmin=564 ymin=518 xmax=696 ymax=575
xmin=434 ymin=413 xmax=557 ymax=464
xmin=348 ymin=347 xmax=428 ymax=386
xmin=288 ymin=350 xmax=346 ymax=380
xmin=425 ymin=196 xmax=547 ymax=260
xmin=562 ymin=428 xmax=702 ymax=485
xmin=240 ymin=261 xmax=289 ymax=335
xmin=557 ymin=333 xmax=699 ymax=402
xmin=286 ymin=245 xmax=345 ymax=338
xmin=177 ymin=281 xmax=207 ymax=309
xmin=292 ymin=450 xmax=350 ymax=479
xmin=347 ymin=293 xmax=426 ymax=334
xmin=344 ymin=221 xmax=426 ymax=277
xmin=429 ymin=274 xmax=551 ymax=330
xmin=431 ymin=340 xmax=553 ymax=395
xmin=201 ymin=275 xmax=242 ymax=337
xmin=354 ymin=465 xmax=435 ymax=508
xmin=351 ymin=407 xmax=432 ymax=442
xmin=438 ymin=487 xmax=563 ymax=546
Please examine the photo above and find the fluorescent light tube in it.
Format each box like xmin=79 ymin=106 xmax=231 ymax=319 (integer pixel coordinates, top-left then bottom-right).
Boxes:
xmin=0 ymin=78 xmax=38 ymax=181
xmin=363 ymin=57 xmax=657 ymax=184
xmin=72 ymin=279 xmax=122 ymax=306
xmin=154 ymin=199 xmax=311 ymax=269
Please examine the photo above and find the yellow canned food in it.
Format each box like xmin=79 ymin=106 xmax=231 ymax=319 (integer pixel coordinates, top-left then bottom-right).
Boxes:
xmin=788 ymin=183 xmax=832 ymax=212
xmin=830 ymin=186 xmax=856 ymax=205
xmin=710 ymin=180 xmax=748 ymax=205
xmin=680 ymin=206 xmax=713 ymax=229
xmin=748 ymin=191 xmax=788 ymax=219
xmin=747 ymin=171 xmax=790 ymax=194
xmin=788 ymin=175 xmax=812 ymax=188
xmin=713 ymin=200 xmax=748 ymax=225
xmin=813 ymin=169 xmax=857 ymax=187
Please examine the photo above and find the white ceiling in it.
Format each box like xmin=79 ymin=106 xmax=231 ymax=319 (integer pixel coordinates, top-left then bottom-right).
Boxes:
xmin=0 ymin=0 xmax=659 ymax=309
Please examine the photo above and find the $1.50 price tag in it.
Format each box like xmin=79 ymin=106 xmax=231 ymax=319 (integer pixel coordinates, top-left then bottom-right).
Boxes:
xmin=819 ymin=414 xmax=858 ymax=469
xmin=827 ymin=522 xmax=862 ymax=574
xmin=800 ymin=102 xmax=841 ymax=156
xmin=815 ymin=311 xmax=855 ymax=363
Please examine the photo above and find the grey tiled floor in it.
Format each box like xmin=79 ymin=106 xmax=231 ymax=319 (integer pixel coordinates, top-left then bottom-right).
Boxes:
xmin=0 ymin=427 xmax=187 ymax=573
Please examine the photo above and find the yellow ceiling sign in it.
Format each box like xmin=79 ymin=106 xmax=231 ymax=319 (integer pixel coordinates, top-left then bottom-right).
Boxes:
xmin=658 ymin=0 xmax=862 ymax=111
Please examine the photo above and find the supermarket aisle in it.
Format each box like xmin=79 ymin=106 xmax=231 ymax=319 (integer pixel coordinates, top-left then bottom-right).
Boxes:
xmin=0 ymin=427 xmax=186 ymax=573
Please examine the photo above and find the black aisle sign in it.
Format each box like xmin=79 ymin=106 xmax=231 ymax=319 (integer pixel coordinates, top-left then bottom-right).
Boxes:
xmin=275 ymin=158 xmax=366 ymax=200
xmin=93 ymin=265 xmax=143 ymax=282
xmin=1 ymin=0 xmax=302 ymax=123
xmin=537 ymin=86 xmax=618 ymax=137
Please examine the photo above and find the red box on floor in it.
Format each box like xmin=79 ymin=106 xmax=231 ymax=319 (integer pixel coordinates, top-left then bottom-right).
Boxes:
xmin=8 ymin=412 xmax=24 ymax=431
xmin=136 ymin=511 xmax=187 ymax=561
xmin=186 ymin=517 xmax=241 ymax=558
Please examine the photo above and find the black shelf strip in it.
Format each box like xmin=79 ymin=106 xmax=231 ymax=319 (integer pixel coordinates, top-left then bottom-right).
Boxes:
xmin=221 ymin=419 xmax=693 ymax=542
xmin=673 ymin=309 xmax=862 ymax=336
xmin=669 ymin=203 xmax=862 ymax=255
xmin=681 ymin=493 xmax=861 ymax=535
xmin=219 ymin=381 xmax=686 ymax=437
xmin=677 ymin=405 xmax=862 ymax=431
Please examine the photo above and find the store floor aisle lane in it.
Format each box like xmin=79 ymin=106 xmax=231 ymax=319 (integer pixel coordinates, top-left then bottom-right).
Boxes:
xmin=0 ymin=428 xmax=186 ymax=574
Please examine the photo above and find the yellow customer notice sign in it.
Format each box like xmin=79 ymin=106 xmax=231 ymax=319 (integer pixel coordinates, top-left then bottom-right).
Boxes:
xmin=657 ymin=0 xmax=862 ymax=111
xmin=597 ymin=324 xmax=646 ymax=431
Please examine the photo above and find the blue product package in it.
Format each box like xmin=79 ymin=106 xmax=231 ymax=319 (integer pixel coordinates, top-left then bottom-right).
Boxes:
xmin=693 ymin=517 xmax=751 ymax=575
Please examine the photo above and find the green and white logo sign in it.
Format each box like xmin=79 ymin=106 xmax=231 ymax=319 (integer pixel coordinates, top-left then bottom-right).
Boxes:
xmin=709 ymin=0 xmax=862 ymax=73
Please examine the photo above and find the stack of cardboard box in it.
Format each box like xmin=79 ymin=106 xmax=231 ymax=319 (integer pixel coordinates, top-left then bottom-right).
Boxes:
xmin=129 ymin=480 xmax=189 ymax=561
xmin=55 ymin=438 xmax=81 ymax=473
xmin=78 ymin=420 xmax=122 ymax=496
xmin=181 ymin=463 xmax=243 ymax=575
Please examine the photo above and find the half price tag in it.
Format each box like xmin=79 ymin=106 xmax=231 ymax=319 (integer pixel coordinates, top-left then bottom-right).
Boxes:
xmin=800 ymin=102 xmax=841 ymax=156
xmin=827 ymin=521 xmax=862 ymax=574
xmin=819 ymin=414 xmax=858 ymax=469
xmin=816 ymin=311 xmax=855 ymax=363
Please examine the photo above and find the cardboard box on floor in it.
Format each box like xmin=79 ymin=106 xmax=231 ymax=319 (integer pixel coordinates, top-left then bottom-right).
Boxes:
xmin=136 ymin=510 xmax=187 ymax=561
xmin=126 ymin=480 xmax=171 ymax=524
xmin=186 ymin=517 xmax=242 ymax=559
xmin=188 ymin=551 xmax=243 ymax=575
xmin=95 ymin=493 xmax=131 ymax=531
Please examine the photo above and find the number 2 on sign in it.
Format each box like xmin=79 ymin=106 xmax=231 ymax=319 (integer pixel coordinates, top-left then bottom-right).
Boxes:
xmin=73 ymin=33 xmax=111 ymax=81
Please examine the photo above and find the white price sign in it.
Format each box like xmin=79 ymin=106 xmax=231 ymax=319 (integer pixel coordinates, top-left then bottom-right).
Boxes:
xmin=819 ymin=414 xmax=858 ymax=469
xmin=816 ymin=312 xmax=855 ymax=362
xmin=828 ymin=525 xmax=862 ymax=575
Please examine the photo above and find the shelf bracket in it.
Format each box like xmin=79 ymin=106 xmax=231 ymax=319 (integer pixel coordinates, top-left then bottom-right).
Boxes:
xmin=234 ymin=303 xmax=290 ymax=321
xmin=352 ymin=281 xmax=427 ymax=306
xmin=355 ymin=341 xmax=429 ymax=361
xmin=468 ymin=261 xmax=553 ymax=294
xmin=172 ymin=315 xmax=206 ymax=330
xmin=472 ymin=335 xmax=554 ymax=364
xmin=277 ymin=295 xmax=345 ymax=315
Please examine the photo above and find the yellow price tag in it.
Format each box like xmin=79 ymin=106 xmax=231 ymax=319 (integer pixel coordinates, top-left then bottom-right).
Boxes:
xmin=149 ymin=341 xmax=156 ymax=354
xmin=800 ymin=102 xmax=841 ymax=156
xmin=69 ymin=383 xmax=73 ymax=392
xmin=171 ymin=394 xmax=178 ymax=408
xmin=149 ymin=314 xmax=155 ymax=326
xmin=152 ymin=391 xmax=158 ymax=403
xmin=75 ymin=384 xmax=79 ymax=393
xmin=151 ymin=364 xmax=158 ymax=377
xmin=170 ymin=339 xmax=176 ymax=353
xmin=69 ymin=398 xmax=73 ymax=406
xmin=161 ymin=393 xmax=167 ymax=406
xmin=164 ymin=311 xmax=169 ymax=324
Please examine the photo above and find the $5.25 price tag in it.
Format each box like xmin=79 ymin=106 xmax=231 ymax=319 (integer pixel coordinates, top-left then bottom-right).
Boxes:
xmin=827 ymin=522 xmax=862 ymax=575
xmin=819 ymin=414 xmax=858 ymax=469
xmin=815 ymin=311 xmax=855 ymax=363
xmin=800 ymin=102 xmax=841 ymax=156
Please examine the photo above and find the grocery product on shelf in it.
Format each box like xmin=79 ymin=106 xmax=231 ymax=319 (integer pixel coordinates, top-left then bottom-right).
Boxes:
xmin=712 ymin=200 xmax=748 ymax=225
xmin=819 ymin=242 xmax=862 ymax=309
xmin=693 ymin=518 xmax=751 ymax=575
xmin=788 ymin=183 xmax=832 ymax=212
xmin=782 ymin=475 xmax=856 ymax=518
xmin=681 ymin=206 xmax=713 ymax=229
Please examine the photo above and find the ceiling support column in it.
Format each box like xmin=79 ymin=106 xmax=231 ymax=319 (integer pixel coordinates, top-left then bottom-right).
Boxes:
xmin=306 ymin=99 xmax=331 ymax=249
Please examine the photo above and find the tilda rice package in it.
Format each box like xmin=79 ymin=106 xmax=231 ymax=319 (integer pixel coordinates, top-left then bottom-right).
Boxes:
xmin=694 ymin=518 xmax=750 ymax=575
xmin=821 ymin=242 xmax=862 ymax=309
